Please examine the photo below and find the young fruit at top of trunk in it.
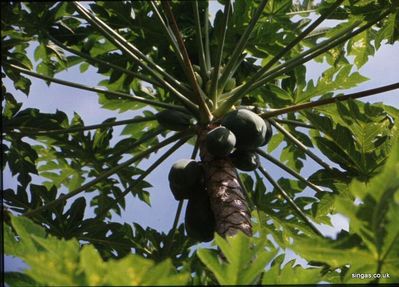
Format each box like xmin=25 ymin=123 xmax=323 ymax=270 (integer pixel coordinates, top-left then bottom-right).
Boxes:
xmin=185 ymin=188 xmax=215 ymax=242
xmin=205 ymin=126 xmax=236 ymax=157
xmin=221 ymin=109 xmax=266 ymax=149
xmin=224 ymin=77 xmax=236 ymax=92
xmin=193 ymin=64 xmax=201 ymax=73
xmin=230 ymin=149 xmax=260 ymax=171
xmin=168 ymin=159 xmax=203 ymax=200
xmin=155 ymin=109 xmax=193 ymax=131
xmin=194 ymin=71 xmax=203 ymax=87
xmin=260 ymin=120 xmax=272 ymax=146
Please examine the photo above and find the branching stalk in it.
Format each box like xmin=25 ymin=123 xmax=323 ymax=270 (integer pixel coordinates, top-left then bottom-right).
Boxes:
xmin=270 ymin=120 xmax=333 ymax=171
xmin=23 ymin=130 xmax=193 ymax=218
xmin=258 ymin=166 xmax=323 ymax=237
xmin=107 ymin=128 xmax=165 ymax=161
xmin=252 ymin=8 xmax=394 ymax=90
xmin=256 ymin=148 xmax=325 ymax=193
xmin=98 ymin=134 xmax=192 ymax=218
xmin=252 ymin=22 xmax=360 ymax=88
xmin=192 ymin=1 xmax=208 ymax=78
xmin=7 ymin=63 xmax=189 ymax=112
xmin=210 ymin=0 xmax=231 ymax=107
xmin=72 ymin=2 xmax=198 ymax=114
xmin=73 ymin=1 xmax=189 ymax=95
xmin=215 ymin=0 xmax=344 ymax=116
xmin=149 ymin=1 xmax=186 ymax=71
xmin=274 ymin=118 xmax=315 ymax=129
xmin=48 ymin=35 xmax=161 ymax=87
xmin=5 ymin=116 xmax=156 ymax=136
xmin=204 ymin=3 xmax=211 ymax=70
xmin=255 ymin=0 xmax=344 ymax=82
xmin=286 ymin=9 xmax=317 ymax=16
xmin=262 ymin=82 xmax=399 ymax=118
xmin=218 ymin=0 xmax=269 ymax=92
xmin=162 ymin=1 xmax=212 ymax=122
xmin=104 ymin=127 xmax=165 ymax=161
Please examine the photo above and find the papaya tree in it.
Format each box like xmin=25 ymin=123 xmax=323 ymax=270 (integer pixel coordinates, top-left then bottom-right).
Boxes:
xmin=2 ymin=1 xmax=399 ymax=285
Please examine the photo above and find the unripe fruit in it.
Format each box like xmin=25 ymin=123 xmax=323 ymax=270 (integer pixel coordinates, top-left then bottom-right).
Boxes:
xmin=205 ymin=126 xmax=236 ymax=157
xmin=194 ymin=71 xmax=203 ymax=87
xmin=230 ymin=149 xmax=260 ymax=171
xmin=260 ymin=120 xmax=273 ymax=146
xmin=221 ymin=109 xmax=267 ymax=149
xmin=193 ymin=64 xmax=201 ymax=73
xmin=185 ymin=189 xmax=215 ymax=242
xmin=168 ymin=159 xmax=203 ymax=200
xmin=156 ymin=109 xmax=193 ymax=131
xmin=224 ymin=77 xmax=236 ymax=92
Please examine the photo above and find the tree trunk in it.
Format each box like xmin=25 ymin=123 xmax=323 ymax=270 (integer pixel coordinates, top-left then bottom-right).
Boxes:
xmin=199 ymin=125 xmax=252 ymax=237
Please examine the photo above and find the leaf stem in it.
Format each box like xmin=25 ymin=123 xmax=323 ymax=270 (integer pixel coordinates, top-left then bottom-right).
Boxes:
xmin=98 ymin=134 xmax=192 ymax=218
xmin=204 ymin=3 xmax=211 ymax=70
xmin=5 ymin=116 xmax=156 ymax=136
xmin=149 ymin=1 xmax=186 ymax=71
xmin=218 ymin=0 xmax=269 ymax=93
xmin=256 ymin=148 xmax=325 ymax=193
xmin=270 ymin=119 xmax=333 ymax=171
xmin=210 ymin=0 xmax=231 ymax=107
xmin=258 ymin=0 xmax=344 ymax=79
xmin=23 ymin=130 xmax=193 ymax=218
xmin=215 ymin=0 xmax=344 ymax=116
xmin=48 ymin=35 xmax=161 ymax=87
xmin=107 ymin=128 xmax=165 ymax=161
xmin=262 ymin=82 xmax=399 ymax=117
xmin=258 ymin=166 xmax=323 ymax=237
xmin=274 ymin=118 xmax=315 ymax=129
xmin=192 ymin=1 xmax=208 ymax=78
xmin=73 ymin=1 xmax=189 ymax=95
xmin=7 ymin=63 xmax=189 ymax=112
xmin=72 ymin=2 xmax=198 ymax=114
xmin=252 ymin=8 xmax=394 ymax=90
xmin=161 ymin=1 xmax=213 ymax=122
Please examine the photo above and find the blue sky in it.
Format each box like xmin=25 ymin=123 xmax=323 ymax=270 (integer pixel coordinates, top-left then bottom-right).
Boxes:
xmin=4 ymin=2 xmax=399 ymax=272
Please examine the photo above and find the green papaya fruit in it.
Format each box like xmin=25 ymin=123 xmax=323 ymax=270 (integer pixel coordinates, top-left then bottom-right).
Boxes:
xmin=206 ymin=68 xmax=213 ymax=79
xmin=230 ymin=149 xmax=260 ymax=171
xmin=156 ymin=109 xmax=193 ymax=131
xmin=168 ymin=159 xmax=203 ymax=200
xmin=221 ymin=109 xmax=266 ymax=149
xmin=205 ymin=80 xmax=212 ymax=95
xmin=205 ymin=98 xmax=214 ymax=109
xmin=205 ymin=126 xmax=236 ymax=157
xmin=224 ymin=77 xmax=236 ymax=92
xmin=193 ymin=64 xmax=201 ymax=73
xmin=194 ymin=71 xmax=203 ymax=87
xmin=185 ymin=189 xmax=215 ymax=242
xmin=260 ymin=120 xmax=272 ymax=146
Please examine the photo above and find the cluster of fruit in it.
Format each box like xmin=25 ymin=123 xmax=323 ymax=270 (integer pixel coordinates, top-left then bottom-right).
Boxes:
xmin=168 ymin=159 xmax=215 ymax=242
xmin=193 ymin=64 xmax=237 ymax=95
xmin=206 ymin=109 xmax=272 ymax=171
xmin=164 ymin=109 xmax=272 ymax=241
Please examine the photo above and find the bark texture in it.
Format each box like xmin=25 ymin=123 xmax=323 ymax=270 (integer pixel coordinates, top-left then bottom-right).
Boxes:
xmin=199 ymin=126 xmax=252 ymax=237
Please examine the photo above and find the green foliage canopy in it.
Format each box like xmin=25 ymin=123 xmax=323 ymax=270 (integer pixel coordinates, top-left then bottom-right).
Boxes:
xmin=2 ymin=0 xmax=399 ymax=285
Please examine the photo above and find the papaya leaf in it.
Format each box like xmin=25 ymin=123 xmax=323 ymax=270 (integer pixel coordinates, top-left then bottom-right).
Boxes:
xmin=291 ymin=138 xmax=399 ymax=283
xmin=5 ymin=215 xmax=190 ymax=286
xmin=262 ymin=254 xmax=324 ymax=285
xmin=197 ymin=232 xmax=277 ymax=285
xmin=297 ymin=64 xmax=368 ymax=103
xmin=305 ymin=100 xmax=396 ymax=180
xmin=4 ymin=272 xmax=39 ymax=287
xmin=347 ymin=30 xmax=375 ymax=68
